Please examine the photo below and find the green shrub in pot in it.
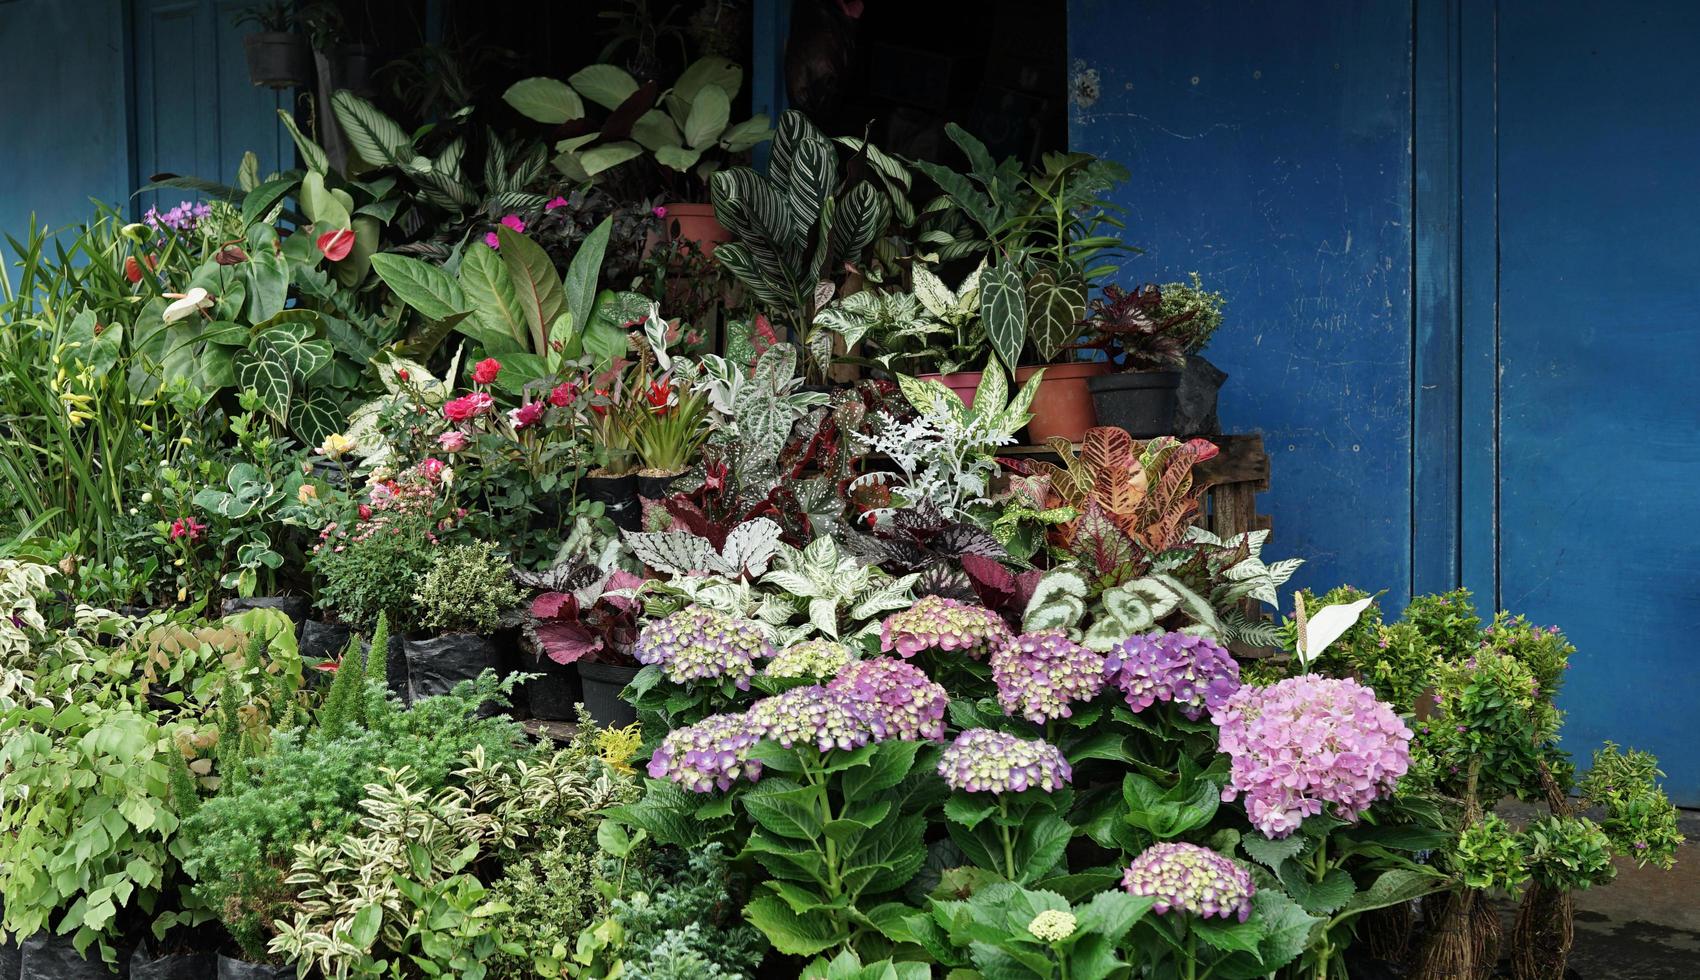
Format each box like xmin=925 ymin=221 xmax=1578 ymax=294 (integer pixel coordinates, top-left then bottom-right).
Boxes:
xmin=406 ymin=542 xmax=524 ymax=703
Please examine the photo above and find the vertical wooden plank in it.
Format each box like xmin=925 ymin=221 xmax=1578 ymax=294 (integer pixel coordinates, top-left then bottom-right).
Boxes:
xmin=1457 ymin=3 xmax=1498 ymax=604
xmin=750 ymin=0 xmax=791 ymax=172
xmin=1411 ymin=0 xmax=1462 ymax=597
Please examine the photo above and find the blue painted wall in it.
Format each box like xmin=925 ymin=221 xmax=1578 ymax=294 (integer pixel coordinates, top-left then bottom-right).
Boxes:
xmin=1068 ymin=1 xmax=1416 ymax=609
xmin=0 ymin=0 xmax=133 ymax=238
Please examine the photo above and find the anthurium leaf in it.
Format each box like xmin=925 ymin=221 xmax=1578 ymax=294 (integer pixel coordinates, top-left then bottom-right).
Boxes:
xmin=289 ymin=389 xmax=344 ymax=447
xmin=371 ymin=252 xmax=468 ymax=323
xmin=1026 ymin=266 xmax=1088 ymax=363
xmin=232 ymin=343 xmax=292 ymax=419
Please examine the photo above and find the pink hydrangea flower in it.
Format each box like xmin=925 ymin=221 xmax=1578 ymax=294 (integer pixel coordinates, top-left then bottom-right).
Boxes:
xmin=880 ymin=596 xmax=1010 ymax=659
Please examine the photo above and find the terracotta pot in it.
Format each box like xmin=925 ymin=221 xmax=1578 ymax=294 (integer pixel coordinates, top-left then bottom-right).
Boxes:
xmin=917 ymin=371 xmax=983 ymax=407
xmin=662 ymin=203 xmax=732 ymax=256
xmin=1015 ymin=362 xmax=1108 ymax=443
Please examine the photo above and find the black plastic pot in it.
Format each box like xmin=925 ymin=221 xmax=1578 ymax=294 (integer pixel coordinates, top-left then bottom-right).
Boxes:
xmin=19 ymin=933 xmax=121 ymax=978
xmin=242 ymin=33 xmax=311 ymax=89
xmin=521 ymin=662 xmax=582 ymax=721
xmin=0 ymin=930 xmax=18 ymax=980
xmin=404 ymin=634 xmax=501 ymax=706
xmin=300 ymin=619 xmax=355 ymax=664
xmin=214 ymin=957 xmax=295 ymax=980
xmin=1087 ymin=370 xmax=1183 ymax=437
xmin=635 ymin=473 xmax=680 ymax=500
xmin=129 ymin=947 xmax=213 ymax=980
xmin=219 ymin=597 xmax=309 ymax=636
xmin=582 ymin=474 xmax=641 ymax=532
xmin=1174 ymin=355 xmax=1228 ymax=437
xmin=577 ymin=661 xmax=639 ymax=727
xmin=381 ymin=633 xmax=409 ymax=704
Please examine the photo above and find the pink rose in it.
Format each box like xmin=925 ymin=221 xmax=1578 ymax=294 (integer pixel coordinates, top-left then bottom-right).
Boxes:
xmin=509 ymin=401 xmax=544 ymax=430
xmin=472 ymin=358 xmax=502 ymax=385
xmin=437 ymin=430 xmax=471 ymax=453
xmin=442 ymin=392 xmax=494 ymax=422
xmin=418 ymin=458 xmax=446 ymax=482
xmin=652 ymin=205 xmax=668 ymax=218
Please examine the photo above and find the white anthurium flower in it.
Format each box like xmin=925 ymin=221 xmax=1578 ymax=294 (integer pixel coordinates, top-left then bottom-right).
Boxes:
xmin=161 ymin=287 xmax=213 ymax=324
xmin=1294 ymin=594 xmax=1378 ymax=669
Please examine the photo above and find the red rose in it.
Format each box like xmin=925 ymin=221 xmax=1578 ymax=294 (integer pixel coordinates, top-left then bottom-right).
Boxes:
xmin=509 ymin=402 xmax=544 ymax=430
xmin=397 ymin=369 xmax=409 ymax=381
xmin=548 ymin=382 xmax=578 ymax=407
xmin=472 ymin=358 xmax=502 ymax=385
xmin=442 ymin=392 xmax=494 ymax=422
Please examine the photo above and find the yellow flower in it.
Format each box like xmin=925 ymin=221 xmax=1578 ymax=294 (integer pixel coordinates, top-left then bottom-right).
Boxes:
xmin=316 ymin=432 xmax=357 ymax=459
xmin=297 ymin=484 xmax=318 ymax=504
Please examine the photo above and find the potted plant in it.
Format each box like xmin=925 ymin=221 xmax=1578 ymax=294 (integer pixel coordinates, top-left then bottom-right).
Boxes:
xmin=404 ymin=541 xmax=523 ymax=704
xmin=522 ymin=561 xmax=645 ymax=724
xmin=1075 ymin=282 xmax=1195 ymax=437
xmin=502 ymin=56 xmax=771 ymax=255
xmin=1155 ymin=272 xmax=1229 ymax=435
xmin=234 ymin=1 xmax=310 ymax=90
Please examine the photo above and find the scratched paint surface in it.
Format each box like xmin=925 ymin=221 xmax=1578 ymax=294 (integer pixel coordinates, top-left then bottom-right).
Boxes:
xmin=1067 ymin=1 xmax=1415 ymax=607
xmin=1497 ymin=2 xmax=1700 ymax=803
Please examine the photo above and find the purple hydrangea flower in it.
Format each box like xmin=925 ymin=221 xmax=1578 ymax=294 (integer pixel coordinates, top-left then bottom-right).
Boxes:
xmin=634 ymin=606 xmax=774 ymax=690
xmin=766 ymin=638 xmax=853 ymax=679
xmin=880 ymin=596 xmax=1011 ymax=660
xmin=991 ymin=630 xmax=1106 ymax=724
xmin=647 ymin=712 xmax=763 ymax=792
xmin=1121 ymin=842 xmax=1255 ymax=921
xmin=827 ymin=657 xmax=949 ymax=741
xmin=1212 ymin=675 xmax=1412 ymax=838
xmin=1104 ymin=631 xmax=1242 ymax=721
xmin=938 ymin=728 xmax=1071 ymax=793
xmin=745 ymin=685 xmax=871 ymax=753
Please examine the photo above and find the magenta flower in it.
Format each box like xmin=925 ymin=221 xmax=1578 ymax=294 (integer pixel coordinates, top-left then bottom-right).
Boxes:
xmin=1212 ymin=675 xmax=1412 ymax=838
xmin=508 ymin=401 xmax=544 ymax=430
xmin=442 ymin=392 xmax=494 ymax=422
xmin=500 ymin=214 xmax=525 ymax=233
xmin=484 ymin=232 xmax=501 ymax=249
xmin=546 ymin=196 xmax=569 ymax=211
xmin=826 ymin=657 xmax=948 ymax=741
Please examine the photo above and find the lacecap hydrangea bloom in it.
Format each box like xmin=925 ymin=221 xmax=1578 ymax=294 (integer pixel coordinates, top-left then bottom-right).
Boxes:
xmin=647 ymin=712 xmax=762 ymax=792
xmin=827 ymin=657 xmax=949 ymax=741
xmin=1103 ymin=631 xmax=1241 ymax=721
xmin=938 ymin=728 xmax=1071 ymax=793
xmin=991 ymin=630 xmax=1106 ymax=723
xmin=1212 ymin=674 xmax=1412 ymax=838
xmin=745 ymin=685 xmax=870 ymax=753
xmin=1121 ymin=842 xmax=1255 ymax=921
xmin=634 ymin=606 xmax=774 ymax=690
xmin=766 ymin=638 xmax=853 ymax=679
xmin=880 ymin=595 xmax=1010 ymax=659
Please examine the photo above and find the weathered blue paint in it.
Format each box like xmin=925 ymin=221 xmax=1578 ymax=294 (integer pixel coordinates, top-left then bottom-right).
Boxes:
xmin=750 ymin=0 xmax=790 ymax=172
xmin=0 ymin=0 xmax=133 ymax=238
xmin=1495 ymin=1 xmax=1700 ymax=802
xmin=1068 ymin=1 xmax=1416 ymax=609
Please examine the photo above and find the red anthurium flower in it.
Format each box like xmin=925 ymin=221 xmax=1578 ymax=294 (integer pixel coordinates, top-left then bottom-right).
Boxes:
xmin=123 ymin=256 xmax=143 ymax=283
xmin=316 ymin=228 xmax=355 ymax=261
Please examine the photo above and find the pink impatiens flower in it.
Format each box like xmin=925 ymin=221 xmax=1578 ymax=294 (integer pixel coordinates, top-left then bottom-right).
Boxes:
xmin=546 ymin=196 xmax=569 ymax=210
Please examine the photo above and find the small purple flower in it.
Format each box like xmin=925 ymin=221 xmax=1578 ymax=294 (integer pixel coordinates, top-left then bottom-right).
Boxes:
xmin=1121 ymin=842 xmax=1255 ymax=921
xmin=991 ymin=630 xmax=1105 ymax=724
xmin=938 ymin=728 xmax=1071 ymax=794
xmin=647 ymin=712 xmax=763 ymax=792
xmin=745 ymin=685 xmax=870 ymax=753
xmin=634 ymin=606 xmax=774 ymax=690
xmin=827 ymin=657 xmax=949 ymax=741
xmin=1103 ymin=631 xmax=1241 ymax=721
xmin=1212 ymin=675 xmax=1412 ymax=838
xmin=880 ymin=596 xmax=1010 ymax=659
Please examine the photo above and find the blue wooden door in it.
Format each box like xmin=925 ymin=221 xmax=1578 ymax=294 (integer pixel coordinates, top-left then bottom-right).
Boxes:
xmin=1495 ymin=2 xmax=1700 ymax=803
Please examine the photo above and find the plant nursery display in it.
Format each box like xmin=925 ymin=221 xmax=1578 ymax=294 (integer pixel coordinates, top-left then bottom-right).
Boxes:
xmin=0 ymin=12 xmax=1680 ymax=980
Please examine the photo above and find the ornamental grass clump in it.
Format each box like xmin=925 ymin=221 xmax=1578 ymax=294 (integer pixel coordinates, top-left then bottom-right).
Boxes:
xmin=880 ymin=595 xmax=1010 ymax=659
xmin=1103 ymin=630 xmax=1239 ymax=721
xmin=765 ymin=638 xmax=853 ymax=679
xmin=1120 ymin=842 xmax=1255 ymax=922
xmin=1212 ymin=674 xmax=1411 ymax=838
xmin=634 ymin=606 xmax=774 ymax=690
xmin=826 ymin=656 xmax=948 ymax=741
xmin=938 ymin=728 xmax=1071 ymax=794
xmin=990 ymin=629 xmax=1105 ymax=724
xmin=744 ymin=684 xmax=870 ymax=753
xmin=646 ymin=712 xmax=763 ymax=793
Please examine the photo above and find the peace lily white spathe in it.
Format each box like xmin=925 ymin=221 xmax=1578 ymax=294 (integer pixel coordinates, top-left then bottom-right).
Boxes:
xmin=161 ymin=287 xmax=213 ymax=324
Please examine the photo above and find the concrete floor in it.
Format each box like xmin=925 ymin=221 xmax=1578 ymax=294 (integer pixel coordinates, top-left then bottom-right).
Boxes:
xmin=1500 ymin=805 xmax=1700 ymax=979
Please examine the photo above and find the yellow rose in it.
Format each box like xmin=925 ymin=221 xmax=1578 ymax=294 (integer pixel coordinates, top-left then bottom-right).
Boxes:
xmin=316 ymin=432 xmax=357 ymax=459
xmin=297 ymin=484 xmax=318 ymax=504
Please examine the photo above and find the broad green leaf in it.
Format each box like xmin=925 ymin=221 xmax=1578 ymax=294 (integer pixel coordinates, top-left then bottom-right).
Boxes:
xmin=232 ymin=343 xmax=292 ymax=419
xmin=503 ymin=77 xmax=585 ymax=123
xmin=289 ymin=389 xmax=343 ymax=447
xmin=241 ymin=176 xmax=298 ymax=227
xmin=497 ymin=227 xmax=566 ymax=355
xmin=563 ymin=218 xmax=612 ymax=340
xmin=570 ymin=64 xmax=640 ymax=110
xmin=684 ymin=84 xmax=731 ymax=147
xmin=244 ymin=249 xmax=290 ymax=323
xmin=455 ymin=245 xmax=527 ymax=354
xmin=655 ymin=144 xmax=703 ymax=172
xmin=981 ymin=258 xmax=1027 ymax=373
xmin=277 ymin=109 xmax=330 ymax=174
xmin=1026 ymin=266 xmax=1088 ymax=363
xmin=1278 ymin=863 xmax=1355 ymax=917
xmin=743 ymin=894 xmax=847 ymax=957
xmin=579 ymin=142 xmax=644 ymax=177
xmin=630 ymin=110 xmax=682 ymax=151
xmin=371 ymin=253 xmax=468 ymax=322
